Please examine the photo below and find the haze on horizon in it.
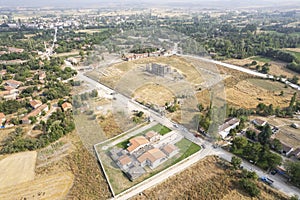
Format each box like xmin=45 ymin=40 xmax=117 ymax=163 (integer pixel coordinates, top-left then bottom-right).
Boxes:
xmin=0 ymin=0 xmax=299 ymax=9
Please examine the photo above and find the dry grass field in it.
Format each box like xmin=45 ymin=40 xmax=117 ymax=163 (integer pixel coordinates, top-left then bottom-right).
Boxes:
xmin=98 ymin=111 xmax=123 ymax=138
xmin=74 ymin=112 xmax=108 ymax=153
xmin=225 ymin=80 xmax=293 ymax=109
xmin=0 ymin=130 xmax=111 ymax=200
xmin=214 ymin=62 xmax=298 ymax=109
xmin=53 ymin=51 xmax=80 ymax=58
xmin=132 ymin=156 xmax=289 ymax=200
xmin=35 ymin=132 xmax=112 ymax=199
xmin=133 ymin=83 xmax=175 ymax=107
xmin=0 ymin=172 xmax=74 ymax=200
xmin=0 ymin=151 xmax=37 ymax=189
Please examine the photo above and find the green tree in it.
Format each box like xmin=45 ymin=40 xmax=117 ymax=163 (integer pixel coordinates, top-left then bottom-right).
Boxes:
xmin=231 ymin=156 xmax=242 ymax=170
xmin=265 ymin=151 xmax=282 ymax=171
xmin=285 ymin=161 xmax=300 ymax=187
xmin=231 ymin=136 xmax=248 ymax=153
xmin=258 ymin=124 xmax=272 ymax=145
xmin=270 ymin=138 xmax=283 ymax=152
xmin=90 ymin=89 xmax=98 ymax=98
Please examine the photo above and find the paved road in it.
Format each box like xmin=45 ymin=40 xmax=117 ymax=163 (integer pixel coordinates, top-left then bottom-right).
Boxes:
xmin=77 ymin=62 xmax=300 ymax=199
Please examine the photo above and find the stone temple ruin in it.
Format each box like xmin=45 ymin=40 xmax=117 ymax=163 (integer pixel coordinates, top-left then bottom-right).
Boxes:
xmin=146 ymin=63 xmax=172 ymax=77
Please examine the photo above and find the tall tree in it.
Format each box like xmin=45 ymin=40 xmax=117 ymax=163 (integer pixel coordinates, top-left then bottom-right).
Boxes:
xmin=258 ymin=124 xmax=272 ymax=145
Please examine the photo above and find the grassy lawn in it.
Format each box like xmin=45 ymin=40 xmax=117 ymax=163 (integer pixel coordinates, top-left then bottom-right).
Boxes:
xmin=250 ymin=56 xmax=273 ymax=63
xmin=175 ymin=138 xmax=201 ymax=160
xmin=148 ymin=124 xmax=171 ymax=136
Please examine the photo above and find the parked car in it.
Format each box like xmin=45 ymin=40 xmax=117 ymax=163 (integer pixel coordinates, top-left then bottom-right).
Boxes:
xmin=271 ymin=169 xmax=277 ymax=175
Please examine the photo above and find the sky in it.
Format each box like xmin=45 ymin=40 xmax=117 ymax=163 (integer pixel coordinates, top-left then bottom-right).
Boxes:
xmin=0 ymin=0 xmax=299 ymax=9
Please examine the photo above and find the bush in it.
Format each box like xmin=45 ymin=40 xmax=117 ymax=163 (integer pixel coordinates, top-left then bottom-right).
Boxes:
xmin=239 ymin=178 xmax=260 ymax=197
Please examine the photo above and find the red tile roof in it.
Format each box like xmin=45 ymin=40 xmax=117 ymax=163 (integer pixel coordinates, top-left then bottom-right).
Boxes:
xmin=127 ymin=136 xmax=149 ymax=153
xmin=137 ymin=148 xmax=166 ymax=163
xmin=61 ymin=102 xmax=72 ymax=111
xmin=29 ymin=100 xmax=42 ymax=108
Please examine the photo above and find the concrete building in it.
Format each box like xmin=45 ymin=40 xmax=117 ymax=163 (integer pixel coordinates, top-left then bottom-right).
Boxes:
xmin=22 ymin=104 xmax=49 ymax=124
xmin=126 ymin=165 xmax=146 ymax=181
xmin=61 ymin=102 xmax=72 ymax=112
xmin=146 ymin=63 xmax=171 ymax=77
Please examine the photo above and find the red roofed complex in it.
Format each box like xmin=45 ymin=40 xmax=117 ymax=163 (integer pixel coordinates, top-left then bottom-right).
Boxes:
xmin=127 ymin=136 xmax=149 ymax=153
xmin=137 ymin=148 xmax=167 ymax=169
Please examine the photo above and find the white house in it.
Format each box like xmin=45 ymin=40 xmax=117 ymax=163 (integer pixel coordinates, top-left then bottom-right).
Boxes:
xmin=218 ymin=118 xmax=240 ymax=139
